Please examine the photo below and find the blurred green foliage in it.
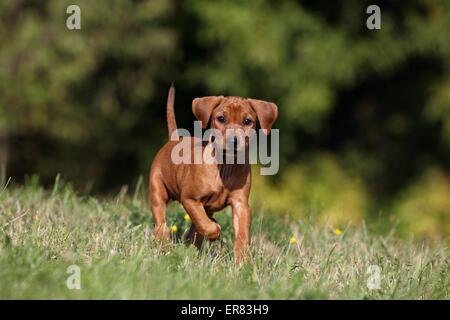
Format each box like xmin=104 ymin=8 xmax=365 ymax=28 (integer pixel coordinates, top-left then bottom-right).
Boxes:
xmin=395 ymin=168 xmax=450 ymax=239
xmin=0 ymin=0 xmax=449 ymax=239
xmin=251 ymin=155 xmax=368 ymax=226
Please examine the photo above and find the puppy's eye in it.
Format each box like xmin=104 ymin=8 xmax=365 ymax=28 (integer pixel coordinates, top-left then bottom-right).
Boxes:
xmin=243 ymin=118 xmax=253 ymax=126
xmin=216 ymin=115 xmax=226 ymax=124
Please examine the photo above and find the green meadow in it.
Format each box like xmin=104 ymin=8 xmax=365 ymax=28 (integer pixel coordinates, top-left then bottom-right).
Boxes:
xmin=0 ymin=179 xmax=447 ymax=299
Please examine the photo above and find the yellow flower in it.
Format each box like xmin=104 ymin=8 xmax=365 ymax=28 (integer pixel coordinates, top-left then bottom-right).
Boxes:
xmin=334 ymin=228 xmax=343 ymax=235
xmin=184 ymin=214 xmax=190 ymax=221
xmin=171 ymin=225 xmax=178 ymax=233
xmin=289 ymin=236 xmax=298 ymax=244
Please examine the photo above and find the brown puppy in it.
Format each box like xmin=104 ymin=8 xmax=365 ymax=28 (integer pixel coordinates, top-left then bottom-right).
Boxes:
xmin=149 ymin=85 xmax=278 ymax=263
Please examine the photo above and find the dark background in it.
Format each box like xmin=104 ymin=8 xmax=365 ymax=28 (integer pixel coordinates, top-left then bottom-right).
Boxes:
xmin=0 ymin=0 xmax=449 ymax=239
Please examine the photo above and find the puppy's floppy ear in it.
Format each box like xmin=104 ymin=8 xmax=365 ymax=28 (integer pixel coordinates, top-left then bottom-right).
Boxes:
xmin=248 ymin=99 xmax=278 ymax=134
xmin=192 ymin=96 xmax=224 ymax=128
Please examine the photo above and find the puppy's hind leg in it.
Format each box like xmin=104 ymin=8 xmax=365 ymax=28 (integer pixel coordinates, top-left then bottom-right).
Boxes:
xmin=149 ymin=174 xmax=170 ymax=241
xmin=185 ymin=223 xmax=205 ymax=248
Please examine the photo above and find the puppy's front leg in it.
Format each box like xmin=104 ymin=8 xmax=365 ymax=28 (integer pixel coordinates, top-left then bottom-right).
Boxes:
xmin=231 ymin=200 xmax=252 ymax=264
xmin=181 ymin=199 xmax=221 ymax=240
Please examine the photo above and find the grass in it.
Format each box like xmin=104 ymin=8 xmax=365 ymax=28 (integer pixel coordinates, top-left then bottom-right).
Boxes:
xmin=0 ymin=178 xmax=448 ymax=299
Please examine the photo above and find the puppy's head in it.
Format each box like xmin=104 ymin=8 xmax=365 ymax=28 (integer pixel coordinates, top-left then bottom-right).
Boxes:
xmin=192 ymin=96 xmax=278 ymax=153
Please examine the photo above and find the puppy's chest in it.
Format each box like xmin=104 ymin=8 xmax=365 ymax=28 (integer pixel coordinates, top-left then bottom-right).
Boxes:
xmin=186 ymin=164 xmax=249 ymax=212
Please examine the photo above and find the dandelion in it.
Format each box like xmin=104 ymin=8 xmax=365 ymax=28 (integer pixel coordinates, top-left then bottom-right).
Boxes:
xmin=289 ymin=236 xmax=298 ymax=245
xmin=171 ymin=225 xmax=178 ymax=233
xmin=184 ymin=214 xmax=190 ymax=221
xmin=334 ymin=228 xmax=343 ymax=235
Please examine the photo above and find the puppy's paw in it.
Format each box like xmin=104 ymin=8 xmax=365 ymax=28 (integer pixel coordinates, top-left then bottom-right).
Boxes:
xmin=154 ymin=224 xmax=170 ymax=241
xmin=205 ymin=222 xmax=221 ymax=241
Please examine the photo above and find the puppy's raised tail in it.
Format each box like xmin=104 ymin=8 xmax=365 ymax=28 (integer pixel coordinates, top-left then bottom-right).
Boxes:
xmin=166 ymin=83 xmax=177 ymax=139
